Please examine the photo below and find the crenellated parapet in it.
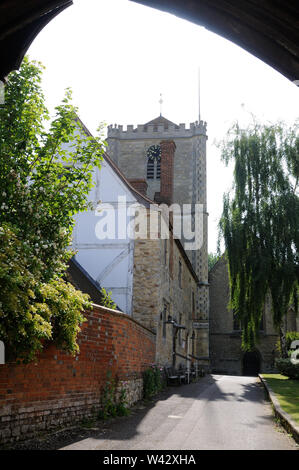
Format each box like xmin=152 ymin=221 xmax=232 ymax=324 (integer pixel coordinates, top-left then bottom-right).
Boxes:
xmin=107 ymin=120 xmax=207 ymax=140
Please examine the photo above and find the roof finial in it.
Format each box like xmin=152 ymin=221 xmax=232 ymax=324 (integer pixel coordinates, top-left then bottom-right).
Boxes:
xmin=159 ymin=93 xmax=163 ymax=117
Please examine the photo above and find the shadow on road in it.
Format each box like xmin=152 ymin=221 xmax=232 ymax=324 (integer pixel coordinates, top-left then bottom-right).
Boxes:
xmin=58 ymin=375 xmax=270 ymax=449
xmin=7 ymin=374 xmax=274 ymax=449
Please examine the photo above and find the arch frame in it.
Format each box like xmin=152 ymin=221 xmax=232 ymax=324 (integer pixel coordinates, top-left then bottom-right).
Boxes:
xmin=132 ymin=0 xmax=299 ymax=84
xmin=242 ymin=348 xmax=262 ymax=377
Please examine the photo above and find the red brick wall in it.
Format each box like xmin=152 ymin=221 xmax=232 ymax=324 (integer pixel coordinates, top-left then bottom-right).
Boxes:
xmin=160 ymin=140 xmax=176 ymax=205
xmin=128 ymin=178 xmax=148 ymax=196
xmin=0 ymin=305 xmax=155 ymax=445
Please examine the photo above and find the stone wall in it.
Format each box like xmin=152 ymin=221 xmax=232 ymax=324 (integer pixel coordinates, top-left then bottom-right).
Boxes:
xmin=132 ymin=211 xmax=208 ymax=368
xmin=106 ymin=119 xmax=209 ymax=322
xmin=132 ymin=236 xmax=162 ymax=332
xmin=0 ymin=305 xmax=155 ymax=445
xmin=209 ymin=333 xmax=278 ymax=376
xmin=128 ymin=178 xmax=148 ymax=196
xmin=209 ymin=257 xmax=286 ymax=375
xmin=116 ymin=378 xmax=144 ymax=407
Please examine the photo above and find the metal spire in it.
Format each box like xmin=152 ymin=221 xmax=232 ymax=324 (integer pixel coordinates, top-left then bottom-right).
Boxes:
xmin=198 ymin=67 xmax=201 ymax=122
xmin=159 ymin=93 xmax=163 ymax=116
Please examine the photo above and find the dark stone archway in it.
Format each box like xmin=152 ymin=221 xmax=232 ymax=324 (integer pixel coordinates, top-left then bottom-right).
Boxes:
xmin=132 ymin=0 xmax=299 ymax=84
xmin=242 ymin=350 xmax=261 ymax=376
xmin=1 ymin=1 xmax=299 ymax=83
xmin=0 ymin=1 xmax=73 ymax=81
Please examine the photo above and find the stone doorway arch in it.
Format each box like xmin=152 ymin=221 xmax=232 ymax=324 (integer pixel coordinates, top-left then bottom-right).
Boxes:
xmin=242 ymin=350 xmax=261 ymax=376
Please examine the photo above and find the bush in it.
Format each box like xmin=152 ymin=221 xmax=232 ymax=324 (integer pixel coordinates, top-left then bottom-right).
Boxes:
xmin=0 ymin=224 xmax=90 ymax=362
xmin=275 ymin=358 xmax=299 ymax=380
xmin=143 ymin=364 xmax=165 ymax=399
xmin=276 ymin=331 xmax=299 ymax=356
xmin=286 ymin=332 xmax=299 ymax=350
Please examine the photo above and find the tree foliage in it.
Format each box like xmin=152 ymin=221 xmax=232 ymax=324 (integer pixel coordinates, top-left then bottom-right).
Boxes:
xmin=219 ymin=121 xmax=299 ymax=356
xmin=0 ymin=57 xmax=108 ymax=362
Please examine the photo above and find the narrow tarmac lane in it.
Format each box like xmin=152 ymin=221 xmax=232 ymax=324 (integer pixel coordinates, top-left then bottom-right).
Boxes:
xmin=62 ymin=375 xmax=297 ymax=450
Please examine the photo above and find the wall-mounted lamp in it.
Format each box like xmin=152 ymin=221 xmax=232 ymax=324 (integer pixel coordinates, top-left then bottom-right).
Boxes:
xmin=164 ymin=315 xmax=175 ymax=325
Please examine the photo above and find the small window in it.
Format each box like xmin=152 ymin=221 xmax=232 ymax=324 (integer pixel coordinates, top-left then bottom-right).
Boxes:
xmin=192 ymin=331 xmax=195 ymax=355
xmin=179 ymin=314 xmax=182 ymax=345
xmin=164 ymin=239 xmax=167 ymax=265
xmin=192 ymin=291 xmax=195 ymax=319
xmin=259 ymin=313 xmax=265 ymax=331
xmin=233 ymin=312 xmax=241 ymax=331
xmin=162 ymin=304 xmax=167 ymax=338
xmin=178 ymin=260 xmax=182 ymax=288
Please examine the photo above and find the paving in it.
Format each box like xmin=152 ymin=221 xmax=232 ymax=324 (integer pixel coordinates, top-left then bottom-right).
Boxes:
xmin=61 ymin=375 xmax=298 ymax=450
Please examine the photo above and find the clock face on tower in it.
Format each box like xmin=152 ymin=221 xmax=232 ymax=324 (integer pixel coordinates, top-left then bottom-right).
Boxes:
xmin=147 ymin=145 xmax=161 ymax=161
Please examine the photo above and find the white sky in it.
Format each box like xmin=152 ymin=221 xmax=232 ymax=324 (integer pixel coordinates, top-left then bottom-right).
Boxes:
xmin=28 ymin=0 xmax=299 ymax=253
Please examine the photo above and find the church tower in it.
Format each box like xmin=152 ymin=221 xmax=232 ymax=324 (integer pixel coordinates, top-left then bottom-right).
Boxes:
xmin=106 ymin=115 xmax=209 ymax=334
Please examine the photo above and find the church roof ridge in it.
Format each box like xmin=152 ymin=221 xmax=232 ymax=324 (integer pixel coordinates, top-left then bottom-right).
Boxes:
xmin=144 ymin=115 xmax=177 ymax=127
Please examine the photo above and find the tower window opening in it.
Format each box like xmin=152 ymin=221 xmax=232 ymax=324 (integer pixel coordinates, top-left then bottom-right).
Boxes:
xmin=147 ymin=159 xmax=154 ymax=179
xmin=147 ymin=145 xmax=161 ymax=180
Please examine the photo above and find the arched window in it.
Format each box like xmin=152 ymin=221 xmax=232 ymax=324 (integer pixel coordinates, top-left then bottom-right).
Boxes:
xmin=233 ymin=309 xmax=241 ymax=331
xmin=147 ymin=145 xmax=161 ymax=179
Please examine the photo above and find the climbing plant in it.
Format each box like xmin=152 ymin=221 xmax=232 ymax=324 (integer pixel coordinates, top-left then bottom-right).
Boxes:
xmin=98 ymin=371 xmax=129 ymax=419
xmin=100 ymin=288 xmax=117 ymax=310
xmin=143 ymin=364 xmax=165 ymax=399
xmin=218 ymin=120 xmax=299 ymax=357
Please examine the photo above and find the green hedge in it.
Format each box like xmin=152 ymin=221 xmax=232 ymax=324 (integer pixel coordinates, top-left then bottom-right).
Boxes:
xmin=275 ymin=358 xmax=299 ymax=380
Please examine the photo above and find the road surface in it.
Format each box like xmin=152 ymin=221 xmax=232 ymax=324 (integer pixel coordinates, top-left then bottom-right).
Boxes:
xmin=61 ymin=375 xmax=297 ymax=450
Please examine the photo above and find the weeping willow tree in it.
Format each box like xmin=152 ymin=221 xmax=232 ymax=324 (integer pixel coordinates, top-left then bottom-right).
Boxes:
xmin=219 ymin=121 xmax=299 ymax=357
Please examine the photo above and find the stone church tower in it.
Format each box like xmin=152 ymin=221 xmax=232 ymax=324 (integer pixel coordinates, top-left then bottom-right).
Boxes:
xmin=106 ymin=115 xmax=209 ymax=327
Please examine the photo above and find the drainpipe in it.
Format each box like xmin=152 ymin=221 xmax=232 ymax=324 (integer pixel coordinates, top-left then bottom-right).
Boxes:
xmin=186 ymin=335 xmax=190 ymax=384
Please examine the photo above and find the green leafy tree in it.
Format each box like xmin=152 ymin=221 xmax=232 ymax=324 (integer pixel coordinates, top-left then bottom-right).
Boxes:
xmin=219 ymin=120 xmax=299 ymax=357
xmin=0 ymin=57 xmax=107 ymax=362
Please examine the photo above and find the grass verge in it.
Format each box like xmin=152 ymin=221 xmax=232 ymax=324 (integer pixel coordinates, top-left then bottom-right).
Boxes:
xmin=261 ymin=374 xmax=299 ymax=426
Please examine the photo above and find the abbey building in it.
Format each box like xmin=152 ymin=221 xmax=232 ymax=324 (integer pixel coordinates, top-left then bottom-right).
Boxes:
xmin=69 ymin=114 xmax=210 ymax=369
xmin=70 ymin=111 xmax=297 ymax=377
xmin=106 ymin=115 xmax=209 ymax=324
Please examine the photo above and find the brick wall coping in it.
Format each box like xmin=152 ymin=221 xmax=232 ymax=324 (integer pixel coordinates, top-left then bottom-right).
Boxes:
xmin=91 ymin=303 xmax=156 ymax=337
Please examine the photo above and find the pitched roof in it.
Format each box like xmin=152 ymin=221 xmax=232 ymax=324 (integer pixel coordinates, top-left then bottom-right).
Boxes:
xmin=66 ymin=258 xmax=104 ymax=306
xmin=144 ymin=115 xmax=177 ymax=128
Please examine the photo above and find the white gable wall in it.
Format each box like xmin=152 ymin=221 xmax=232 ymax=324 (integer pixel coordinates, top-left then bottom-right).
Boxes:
xmin=71 ymin=158 xmax=137 ymax=314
